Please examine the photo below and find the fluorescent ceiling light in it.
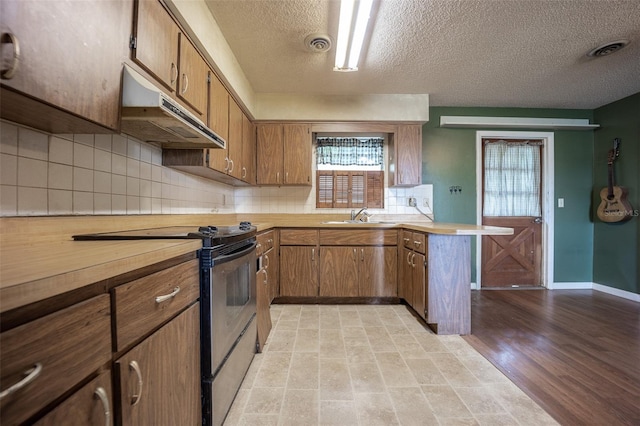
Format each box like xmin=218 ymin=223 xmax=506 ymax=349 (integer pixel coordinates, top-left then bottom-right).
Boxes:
xmin=334 ymin=0 xmax=373 ymax=72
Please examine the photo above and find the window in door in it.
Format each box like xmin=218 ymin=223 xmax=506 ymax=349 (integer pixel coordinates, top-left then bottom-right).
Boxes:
xmin=315 ymin=137 xmax=384 ymax=208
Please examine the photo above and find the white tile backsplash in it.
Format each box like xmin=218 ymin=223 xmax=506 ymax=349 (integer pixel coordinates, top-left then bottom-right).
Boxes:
xmin=1 ymin=120 xmax=433 ymax=217
xmin=1 ymin=120 xmax=234 ymax=216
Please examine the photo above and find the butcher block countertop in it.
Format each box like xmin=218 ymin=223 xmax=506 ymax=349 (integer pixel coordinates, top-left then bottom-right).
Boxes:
xmin=0 ymin=214 xmax=512 ymax=313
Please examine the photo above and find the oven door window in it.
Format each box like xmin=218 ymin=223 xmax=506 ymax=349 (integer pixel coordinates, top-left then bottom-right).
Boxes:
xmin=225 ymin=261 xmax=252 ymax=325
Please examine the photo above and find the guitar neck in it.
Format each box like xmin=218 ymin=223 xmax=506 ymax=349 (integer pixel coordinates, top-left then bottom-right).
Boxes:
xmin=607 ymin=162 xmax=614 ymax=198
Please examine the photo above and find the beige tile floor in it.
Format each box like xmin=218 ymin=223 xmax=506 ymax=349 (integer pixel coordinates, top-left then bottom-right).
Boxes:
xmin=224 ymin=304 xmax=558 ymax=426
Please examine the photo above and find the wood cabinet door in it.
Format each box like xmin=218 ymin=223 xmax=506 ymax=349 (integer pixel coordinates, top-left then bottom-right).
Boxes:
xmin=257 ymin=124 xmax=284 ymax=184
xmin=399 ymin=248 xmax=414 ymax=305
xmin=412 ymin=252 xmax=426 ymax=320
xmin=283 ymin=124 xmax=312 ymax=185
xmin=279 ymin=246 xmax=317 ymax=296
xmin=256 ymin=268 xmax=271 ymax=352
xmin=227 ymin=99 xmax=244 ymax=180
xmin=206 ymin=72 xmax=229 ymax=173
xmin=360 ymin=247 xmax=397 ymax=297
xmin=319 ymin=247 xmax=358 ymax=297
xmin=394 ymin=125 xmax=422 ymax=186
xmin=0 ymin=295 xmax=111 ymax=426
xmin=1 ymin=0 xmax=132 ymax=130
xmin=133 ymin=0 xmax=179 ymax=92
xmin=242 ymin=114 xmax=257 ymax=184
xmin=35 ymin=370 xmax=113 ymax=426
xmin=177 ymin=35 xmax=209 ymax=118
xmin=265 ymin=250 xmax=279 ymax=301
xmin=117 ymin=303 xmax=200 ymax=426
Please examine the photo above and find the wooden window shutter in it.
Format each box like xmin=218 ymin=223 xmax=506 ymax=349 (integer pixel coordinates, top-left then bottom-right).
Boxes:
xmin=316 ymin=171 xmax=334 ymax=208
xmin=350 ymin=172 xmax=365 ymax=207
xmin=334 ymin=172 xmax=350 ymax=208
xmin=366 ymin=171 xmax=384 ymax=208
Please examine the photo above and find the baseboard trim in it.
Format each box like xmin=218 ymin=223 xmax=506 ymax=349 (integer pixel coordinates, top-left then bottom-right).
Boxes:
xmin=593 ymin=283 xmax=640 ymax=303
xmin=550 ymin=281 xmax=640 ymax=302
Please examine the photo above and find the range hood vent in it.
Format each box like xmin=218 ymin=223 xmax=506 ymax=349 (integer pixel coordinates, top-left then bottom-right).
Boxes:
xmin=120 ymin=65 xmax=226 ymax=149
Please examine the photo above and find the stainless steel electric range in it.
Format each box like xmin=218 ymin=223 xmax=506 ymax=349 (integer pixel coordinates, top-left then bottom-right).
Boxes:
xmin=74 ymin=222 xmax=257 ymax=426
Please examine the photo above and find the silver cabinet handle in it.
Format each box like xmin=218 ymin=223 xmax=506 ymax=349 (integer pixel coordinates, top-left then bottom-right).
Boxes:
xmin=242 ymin=166 xmax=247 ymax=179
xmin=129 ymin=361 xmax=143 ymax=406
xmin=1 ymin=32 xmax=20 ymax=80
xmin=262 ymin=268 xmax=268 ymax=285
xmin=155 ymin=286 xmax=180 ymax=303
xmin=181 ymin=73 xmax=189 ymax=94
xmin=411 ymin=253 xmax=416 ymax=268
xmin=224 ymin=157 xmax=229 ymax=172
xmin=285 ymin=172 xmax=289 ymax=183
xmin=0 ymin=362 xmax=42 ymax=401
xmin=311 ymin=248 xmax=315 ymax=261
xmin=264 ymin=253 xmax=270 ymax=269
xmin=276 ymin=172 xmax=280 ymax=183
xmin=406 ymin=251 xmax=412 ymax=266
xmin=414 ymin=241 xmax=422 ymax=247
xmin=170 ymin=62 xmax=177 ymax=87
xmin=403 ymin=238 xmax=410 ymax=243
xmin=94 ymin=386 xmax=111 ymax=426
xmin=361 ymin=248 xmax=364 ymax=261
xmin=228 ymin=159 xmax=234 ymax=173
xmin=352 ymin=248 xmax=357 ymax=260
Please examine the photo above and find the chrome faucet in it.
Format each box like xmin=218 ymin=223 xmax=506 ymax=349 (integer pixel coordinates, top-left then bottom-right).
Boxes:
xmin=351 ymin=207 xmax=370 ymax=221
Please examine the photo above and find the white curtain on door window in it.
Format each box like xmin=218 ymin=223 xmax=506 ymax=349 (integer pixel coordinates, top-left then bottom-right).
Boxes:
xmin=483 ymin=141 xmax=541 ymax=217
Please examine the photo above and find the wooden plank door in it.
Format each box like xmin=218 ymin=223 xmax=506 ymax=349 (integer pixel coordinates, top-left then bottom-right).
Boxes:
xmin=481 ymin=139 xmax=543 ymax=288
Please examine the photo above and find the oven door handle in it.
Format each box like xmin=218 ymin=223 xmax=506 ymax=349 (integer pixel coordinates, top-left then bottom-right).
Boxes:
xmin=208 ymin=241 xmax=257 ymax=266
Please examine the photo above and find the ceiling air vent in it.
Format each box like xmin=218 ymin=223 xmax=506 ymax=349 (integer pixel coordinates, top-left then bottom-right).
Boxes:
xmin=305 ymin=34 xmax=332 ymax=53
xmin=587 ymin=40 xmax=630 ymax=57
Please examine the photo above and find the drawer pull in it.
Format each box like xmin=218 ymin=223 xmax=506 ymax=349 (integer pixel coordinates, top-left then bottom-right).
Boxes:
xmin=403 ymin=238 xmax=410 ymax=243
xmin=0 ymin=362 xmax=42 ymax=401
xmin=414 ymin=241 xmax=422 ymax=246
xmin=155 ymin=286 xmax=180 ymax=303
xmin=94 ymin=386 xmax=111 ymax=426
xmin=129 ymin=361 xmax=143 ymax=406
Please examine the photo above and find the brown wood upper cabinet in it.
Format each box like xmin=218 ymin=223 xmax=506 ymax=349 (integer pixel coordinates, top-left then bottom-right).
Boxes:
xmin=132 ymin=0 xmax=207 ymax=120
xmin=389 ymin=125 xmax=423 ymax=187
xmin=0 ymin=0 xmax=132 ymax=133
xmin=257 ymin=124 xmax=312 ymax=185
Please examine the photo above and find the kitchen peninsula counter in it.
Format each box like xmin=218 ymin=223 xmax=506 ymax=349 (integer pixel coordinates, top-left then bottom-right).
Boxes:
xmin=0 ymin=214 xmax=511 ymax=315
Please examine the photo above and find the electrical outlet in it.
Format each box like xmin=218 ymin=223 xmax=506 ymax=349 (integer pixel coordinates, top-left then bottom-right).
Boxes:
xmin=408 ymin=197 xmax=417 ymax=207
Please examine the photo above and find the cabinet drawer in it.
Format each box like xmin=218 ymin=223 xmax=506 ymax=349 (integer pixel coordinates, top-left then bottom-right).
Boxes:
xmin=0 ymin=295 xmax=111 ymax=426
xmin=412 ymin=232 xmax=426 ymax=254
xmin=35 ymin=369 xmax=113 ymax=426
xmin=320 ymin=229 xmax=398 ymax=245
xmin=402 ymin=230 xmax=413 ymax=249
xmin=113 ymin=259 xmax=199 ymax=352
xmin=257 ymin=230 xmax=276 ymax=255
xmin=279 ymin=229 xmax=318 ymax=245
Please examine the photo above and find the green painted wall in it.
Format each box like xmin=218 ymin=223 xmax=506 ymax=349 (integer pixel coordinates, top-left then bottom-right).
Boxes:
xmin=593 ymin=93 xmax=640 ymax=294
xmin=423 ymin=107 xmax=595 ymax=283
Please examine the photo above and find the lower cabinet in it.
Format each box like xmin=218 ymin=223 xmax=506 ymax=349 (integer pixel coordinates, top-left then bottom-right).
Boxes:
xmin=279 ymin=229 xmax=319 ymax=297
xmin=34 ymin=370 xmax=113 ymax=426
xmin=0 ymin=295 xmax=112 ymax=426
xmin=256 ymin=230 xmax=278 ymax=351
xmin=279 ymin=246 xmax=318 ymax=296
xmin=116 ymin=303 xmax=200 ymax=426
xmin=319 ymin=246 xmax=397 ymax=297
xmin=0 ymin=256 xmax=202 ymax=425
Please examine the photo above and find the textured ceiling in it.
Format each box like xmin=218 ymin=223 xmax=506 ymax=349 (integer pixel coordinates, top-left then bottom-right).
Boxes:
xmin=204 ymin=0 xmax=640 ymax=109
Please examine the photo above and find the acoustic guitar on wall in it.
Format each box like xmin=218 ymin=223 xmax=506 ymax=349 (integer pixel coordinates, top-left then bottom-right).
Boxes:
xmin=597 ymin=138 xmax=634 ymax=223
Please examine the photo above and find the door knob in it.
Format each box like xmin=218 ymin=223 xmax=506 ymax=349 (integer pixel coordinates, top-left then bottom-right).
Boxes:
xmin=533 ymin=217 xmax=543 ymax=224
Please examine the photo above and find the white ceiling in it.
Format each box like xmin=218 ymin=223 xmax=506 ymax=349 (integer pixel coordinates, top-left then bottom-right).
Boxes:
xmin=203 ymin=0 xmax=640 ymax=109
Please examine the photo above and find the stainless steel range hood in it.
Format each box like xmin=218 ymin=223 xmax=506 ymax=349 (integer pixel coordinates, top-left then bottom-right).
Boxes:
xmin=120 ymin=65 xmax=225 ymax=149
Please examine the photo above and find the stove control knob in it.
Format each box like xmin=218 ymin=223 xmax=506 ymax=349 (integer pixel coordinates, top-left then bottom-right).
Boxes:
xmin=239 ymin=221 xmax=252 ymax=230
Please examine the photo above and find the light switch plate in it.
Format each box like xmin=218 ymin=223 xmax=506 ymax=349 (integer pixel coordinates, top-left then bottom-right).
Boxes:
xmin=558 ymin=198 xmax=564 ymax=208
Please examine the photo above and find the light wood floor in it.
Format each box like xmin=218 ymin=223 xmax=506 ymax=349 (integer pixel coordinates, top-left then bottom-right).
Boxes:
xmin=463 ymin=289 xmax=640 ymax=426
